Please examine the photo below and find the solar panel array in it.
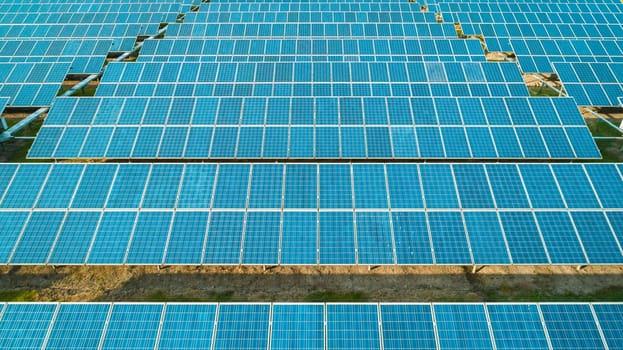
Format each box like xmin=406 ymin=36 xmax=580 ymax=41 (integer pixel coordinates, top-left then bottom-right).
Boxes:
xmin=510 ymin=39 xmax=623 ymax=73
xmin=440 ymin=2 xmax=623 ymax=52
xmin=0 ymin=2 xmax=191 ymax=51
xmin=94 ymin=61 xmax=530 ymax=97
xmin=0 ymin=302 xmax=622 ymax=350
xmin=0 ymin=0 xmax=196 ymax=107
xmin=0 ymin=39 xmax=112 ymax=74
xmin=29 ymin=96 xmax=599 ymax=159
xmin=554 ymin=62 xmax=623 ymax=107
xmin=137 ymin=38 xmax=487 ymax=62
xmin=1 ymin=163 xmax=622 ymax=265
xmin=430 ymin=0 xmax=623 ymax=106
xmin=0 ymin=62 xmax=70 ymax=107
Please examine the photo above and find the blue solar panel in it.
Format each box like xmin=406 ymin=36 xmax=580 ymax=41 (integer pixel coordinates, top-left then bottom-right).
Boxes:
xmin=499 ymin=211 xmax=549 ymax=264
xmin=271 ymin=304 xmax=324 ymax=350
xmin=32 ymin=96 xmax=599 ymax=160
xmin=48 ymin=211 xmax=100 ymax=264
xmin=464 ymin=211 xmax=510 ymax=265
xmin=214 ymin=304 xmax=270 ymax=350
xmin=101 ymin=304 xmax=163 ymax=350
xmin=10 ymin=211 xmax=64 ymax=264
xmin=126 ymin=211 xmax=172 ymax=264
xmin=319 ymin=211 xmax=356 ymax=264
xmin=434 ymin=304 xmax=494 ymax=349
xmin=158 ymin=304 xmax=216 ymax=350
xmin=356 ymin=212 xmax=394 ymax=265
xmin=281 ymin=211 xmax=317 ymax=265
xmin=45 ymin=304 xmax=110 ymax=350
xmin=593 ymin=304 xmax=623 ymax=350
xmin=540 ymin=304 xmax=606 ymax=350
xmin=164 ymin=211 xmax=208 ymax=265
xmin=487 ymin=304 xmax=549 ymax=350
xmin=242 ymin=211 xmax=280 ymax=265
xmin=429 ymin=211 xmax=472 ymax=264
xmin=0 ymin=164 xmax=50 ymax=209
xmin=87 ymin=211 xmax=135 ymax=264
xmin=380 ymin=304 xmax=436 ymax=350
xmin=204 ymin=211 xmax=244 ymax=265
xmin=0 ymin=303 xmax=56 ymax=350
xmin=327 ymin=304 xmax=380 ymax=350
xmin=571 ymin=212 xmax=623 ymax=264
xmin=1 ymin=302 xmax=623 ymax=347
xmin=391 ymin=212 xmax=433 ymax=264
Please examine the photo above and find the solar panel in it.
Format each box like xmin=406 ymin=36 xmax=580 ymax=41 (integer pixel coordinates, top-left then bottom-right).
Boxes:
xmin=31 ymin=96 xmax=599 ymax=160
xmin=138 ymin=38 xmax=486 ymax=63
xmin=45 ymin=303 xmax=110 ymax=350
xmin=540 ymin=304 xmax=607 ymax=350
xmin=94 ymin=61 xmax=528 ymax=98
xmin=487 ymin=304 xmax=549 ymax=350
xmin=214 ymin=304 xmax=270 ymax=350
xmin=510 ymin=39 xmax=623 ymax=73
xmin=158 ymin=304 xmax=217 ymax=350
xmin=434 ymin=304 xmax=494 ymax=349
xmin=0 ymin=302 xmax=622 ymax=349
xmin=0 ymin=39 xmax=111 ymax=74
xmin=0 ymin=62 xmax=69 ymax=106
xmin=100 ymin=304 xmax=164 ymax=350
xmin=554 ymin=62 xmax=623 ymax=106
xmin=1 ymin=163 xmax=622 ymax=266
xmin=327 ymin=304 xmax=380 ymax=350
xmin=271 ymin=304 xmax=324 ymax=350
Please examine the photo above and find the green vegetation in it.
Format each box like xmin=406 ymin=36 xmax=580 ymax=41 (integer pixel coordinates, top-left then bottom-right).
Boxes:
xmin=57 ymin=85 xmax=97 ymax=97
xmin=586 ymin=118 xmax=623 ymax=162
xmin=0 ymin=290 xmax=38 ymax=301
xmin=528 ymin=85 xmax=560 ymax=97
xmin=304 ymin=291 xmax=368 ymax=302
xmin=484 ymin=286 xmax=623 ymax=302
xmin=138 ymin=290 xmax=235 ymax=302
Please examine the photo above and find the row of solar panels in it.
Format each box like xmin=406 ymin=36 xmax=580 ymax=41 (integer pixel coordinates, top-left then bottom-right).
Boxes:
xmin=101 ymin=62 xmax=524 ymax=84
xmin=439 ymin=1 xmax=621 ymax=13
xmin=466 ymin=23 xmax=623 ymax=51
xmin=166 ymin=22 xmax=457 ymax=38
xmin=1 ymin=302 xmax=622 ymax=350
xmin=3 ymin=207 xmax=623 ymax=265
xmin=198 ymin=2 xmax=425 ymax=11
xmin=0 ymin=39 xmax=111 ymax=74
xmin=185 ymin=11 xmax=437 ymax=23
xmin=95 ymin=62 xmax=529 ymax=98
xmin=0 ymin=23 xmax=157 ymax=51
xmin=440 ymin=2 xmax=623 ymax=16
xmin=30 ymin=96 xmax=598 ymax=159
xmin=2 ymin=163 xmax=622 ymax=210
xmin=138 ymin=38 xmax=486 ymax=62
xmin=0 ymin=62 xmax=69 ymax=106
xmin=30 ymin=124 xmax=597 ymax=159
xmin=96 ymin=81 xmax=529 ymax=98
xmin=555 ymin=62 xmax=623 ymax=106
xmin=510 ymin=39 xmax=623 ymax=73
xmin=444 ymin=9 xmax=623 ymax=25
xmin=41 ymin=96 xmax=586 ymax=127
xmin=0 ymin=12 xmax=180 ymax=25
xmin=0 ymin=3 xmax=187 ymax=13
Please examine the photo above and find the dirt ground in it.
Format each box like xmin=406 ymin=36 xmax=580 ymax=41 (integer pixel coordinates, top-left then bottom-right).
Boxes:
xmin=1 ymin=265 xmax=623 ymax=302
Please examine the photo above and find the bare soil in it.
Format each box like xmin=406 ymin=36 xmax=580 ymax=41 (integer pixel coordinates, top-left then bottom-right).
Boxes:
xmin=1 ymin=265 xmax=623 ymax=302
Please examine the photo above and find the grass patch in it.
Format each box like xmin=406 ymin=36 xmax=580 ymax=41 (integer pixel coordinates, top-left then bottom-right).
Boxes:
xmin=58 ymin=85 xmax=97 ymax=97
xmin=0 ymin=290 xmax=38 ymax=301
xmin=485 ymin=286 xmax=623 ymax=302
xmin=304 ymin=291 xmax=368 ymax=302
xmin=139 ymin=290 xmax=235 ymax=302
xmin=585 ymin=119 xmax=623 ymax=162
xmin=528 ymin=85 xmax=560 ymax=97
